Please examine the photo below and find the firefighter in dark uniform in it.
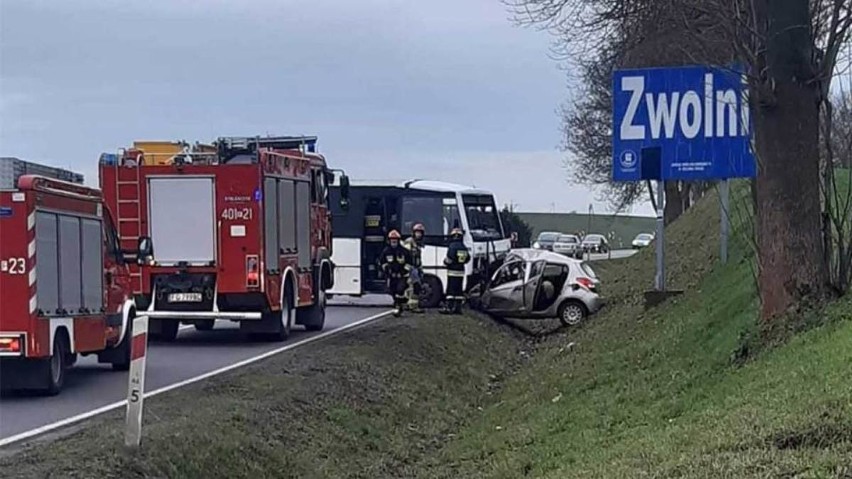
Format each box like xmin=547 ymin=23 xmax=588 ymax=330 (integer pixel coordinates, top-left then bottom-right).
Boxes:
xmin=380 ymin=230 xmax=412 ymax=317
xmin=443 ymin=228 xmax=471 ymax=314
xmin=403 ymin=223 xmax=426 ymax=313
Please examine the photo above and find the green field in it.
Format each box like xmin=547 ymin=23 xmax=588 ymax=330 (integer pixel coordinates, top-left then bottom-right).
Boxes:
xmin=518 ymin=212 xmax=655 ymax=248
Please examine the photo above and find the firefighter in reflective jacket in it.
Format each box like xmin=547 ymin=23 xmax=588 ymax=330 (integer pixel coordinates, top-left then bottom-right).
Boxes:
xmin=443 ymin=228 xmax=470 ymax=314
xmin=403 ymin=223 xmax=426 ymax=312
xmin=381 ymin=230 xmax=412 ymax=316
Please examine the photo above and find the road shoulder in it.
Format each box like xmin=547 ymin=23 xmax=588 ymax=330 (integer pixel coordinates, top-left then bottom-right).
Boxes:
xmin=1 ymin=312 xmax=526 ymax=479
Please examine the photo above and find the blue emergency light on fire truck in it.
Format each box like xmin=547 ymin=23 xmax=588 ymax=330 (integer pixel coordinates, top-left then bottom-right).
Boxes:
xmin=328 ymin=179 xmax=511 ymax=308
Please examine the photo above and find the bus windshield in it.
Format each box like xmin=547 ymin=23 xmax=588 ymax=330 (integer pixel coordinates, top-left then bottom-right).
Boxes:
xmin=462 ymin=194 xmax=504 ymax=241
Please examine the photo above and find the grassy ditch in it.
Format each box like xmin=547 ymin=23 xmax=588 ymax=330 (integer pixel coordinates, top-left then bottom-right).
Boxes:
xmin=420 ymin=182 xmax=852 ymax=478
xmin=2 ymin=314 xmax=527 ymax=479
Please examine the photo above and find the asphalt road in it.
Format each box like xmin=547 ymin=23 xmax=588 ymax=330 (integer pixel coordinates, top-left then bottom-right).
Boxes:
xmin=583 ymin=249 xmax=639 ymax=261
xmin=0 ymin=306 xmax=389 ymax=445
xmin=585 ymin=249 xmax=639 ymax=261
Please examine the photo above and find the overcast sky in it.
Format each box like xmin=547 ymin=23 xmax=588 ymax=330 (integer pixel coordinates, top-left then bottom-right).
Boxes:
xmin=0 ymin=0 xmax=654 ymax=216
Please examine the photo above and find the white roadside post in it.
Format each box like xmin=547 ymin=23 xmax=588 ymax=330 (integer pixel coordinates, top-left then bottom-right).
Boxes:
xmin=125 ymin=315 xmax=149 ymax=449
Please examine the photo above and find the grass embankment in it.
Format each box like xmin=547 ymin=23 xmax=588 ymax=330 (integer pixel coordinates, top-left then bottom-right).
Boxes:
xmin=5 ymin=179 xmax=852 ymax=478
xmin=2 ymin=316 xmax=527 ymax=478
xmin=424 ymin=182 xmax=852 ymax=478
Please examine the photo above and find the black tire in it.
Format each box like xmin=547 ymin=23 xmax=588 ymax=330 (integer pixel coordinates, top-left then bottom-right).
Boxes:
xmin=42 ymin=333 xmax=68 ymax=396
xmin=159 ymin=319 xmax=180 ymax=342
xmin=301 ymin=289 xmax=326 ymax=332
xmin=111 ymin=314 xmax=134 ymax=371
xmin=558 ymin=300 xmax=587 ymax=326
xmin=420 ymin=275 xmax=444 ymax=309
xmin=268 ymin=291 xmax=293 ymax=341
xmin=194 ymin=319 xmax=215 ymax=331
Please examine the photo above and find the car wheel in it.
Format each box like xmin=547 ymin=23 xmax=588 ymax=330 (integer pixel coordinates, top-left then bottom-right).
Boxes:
xmin=558 ymin=301 xmax=587 ymax=326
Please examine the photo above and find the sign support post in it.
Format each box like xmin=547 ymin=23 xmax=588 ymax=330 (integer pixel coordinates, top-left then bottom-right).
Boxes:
xmin=720 ymin=179 xmax=730 ymax=265
xmin=655 ymin=180 xmax=666 ymax=291
xmin=125 ymin=315 xmax=149 ymax=450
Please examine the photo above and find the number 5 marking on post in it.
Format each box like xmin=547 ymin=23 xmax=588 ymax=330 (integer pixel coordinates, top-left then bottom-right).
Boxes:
xmin=125 ymin=315 xmax=149 ymax=449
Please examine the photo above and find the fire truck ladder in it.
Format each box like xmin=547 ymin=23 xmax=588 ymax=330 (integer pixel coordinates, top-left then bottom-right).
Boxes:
xmin=114 ymin=157 xmax=144 ymax=291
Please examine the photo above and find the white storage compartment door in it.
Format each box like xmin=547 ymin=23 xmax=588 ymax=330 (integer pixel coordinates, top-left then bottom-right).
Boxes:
xmin=329 ymin=238 xmax=361 ymax=295
xmin=148 ymin=177 xmax=216 ymax=265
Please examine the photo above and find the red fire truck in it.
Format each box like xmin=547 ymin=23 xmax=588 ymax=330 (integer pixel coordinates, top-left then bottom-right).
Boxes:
xmin=99 ymin=136 xmax=349 ymax=342
xmin=0 ymin=176 xmax=139 ymax=395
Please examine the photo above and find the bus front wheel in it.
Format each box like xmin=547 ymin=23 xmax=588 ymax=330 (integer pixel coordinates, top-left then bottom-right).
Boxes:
xmin=420 ymin=275 xmax=444 ymax=309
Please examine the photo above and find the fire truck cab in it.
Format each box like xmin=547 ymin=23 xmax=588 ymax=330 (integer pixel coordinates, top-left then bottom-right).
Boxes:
xmin=99 ymin=136 xmax=349 ymax=342
xmin=0 ymin=176 xmax=139 ymax=395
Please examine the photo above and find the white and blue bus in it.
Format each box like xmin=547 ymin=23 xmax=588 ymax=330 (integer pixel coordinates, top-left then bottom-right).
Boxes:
xmin=329 ymin=179 xmax=511 ymax=307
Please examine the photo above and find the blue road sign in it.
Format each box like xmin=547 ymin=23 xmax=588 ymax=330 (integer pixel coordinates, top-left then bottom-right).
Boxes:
xmin=612 ymin=65 xmax=756 ymax=182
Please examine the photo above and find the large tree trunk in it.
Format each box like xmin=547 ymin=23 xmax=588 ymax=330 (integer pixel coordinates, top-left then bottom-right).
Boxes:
xmin=664 ymin=181 xmax=684 ymax=226
xmin=753 ymin=0 xmax=829 ymax=321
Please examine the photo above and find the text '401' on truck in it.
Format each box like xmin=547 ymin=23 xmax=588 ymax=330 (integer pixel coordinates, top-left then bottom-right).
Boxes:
xmin=328 ymin=180 xmax=511 ymax=307
xmin=99 ymin=136 xmax=350 ymax=342
xmin=0 ymin=176 xmax=143 ymax=395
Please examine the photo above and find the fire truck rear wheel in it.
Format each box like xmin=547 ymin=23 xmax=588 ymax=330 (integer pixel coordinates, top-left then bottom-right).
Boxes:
xmin=301 ymin=289 xmax=326 ymax=332
xmin=267 ymin=291 xmax=293 ymax=342
xmin=111 ymin=314 xmax=134 ymax=372
xmin=42 ymin=332 xmax=69 ymax=396
xmin=194 ymin=320 xmax=215 ymax=331
xmin=158 ymin=319 xmax=180 ymax=342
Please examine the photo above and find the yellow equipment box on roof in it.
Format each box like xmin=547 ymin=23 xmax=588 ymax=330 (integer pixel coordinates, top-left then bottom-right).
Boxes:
xmin=131 ymin=141 xmax=216 ymax=165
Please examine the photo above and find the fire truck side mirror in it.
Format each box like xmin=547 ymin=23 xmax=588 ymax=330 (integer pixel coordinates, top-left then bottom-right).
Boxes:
xmin=339 ymin=174 xmax=351 ymax=211
xmin=137 ymin=236 xmax=154 ymax=264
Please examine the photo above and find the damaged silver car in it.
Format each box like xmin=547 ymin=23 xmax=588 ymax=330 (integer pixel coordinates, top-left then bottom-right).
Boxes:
xmin=471 ymin=249 xmax=603 ymax=325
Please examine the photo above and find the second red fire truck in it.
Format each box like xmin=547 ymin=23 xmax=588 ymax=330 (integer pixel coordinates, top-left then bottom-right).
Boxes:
xmin=99 ymin=136 xmax=349 ymax=341
xmin=1 ymin=175 xmax=141 ymax=395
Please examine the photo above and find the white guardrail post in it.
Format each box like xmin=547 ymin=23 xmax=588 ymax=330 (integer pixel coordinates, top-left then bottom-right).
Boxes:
xmin=125 ymin=315 xmax=149 ymax=449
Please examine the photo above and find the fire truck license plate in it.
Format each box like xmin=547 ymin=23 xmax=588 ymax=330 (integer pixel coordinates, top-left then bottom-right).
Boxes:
xmin=168 ymin=293 xmax=202 ymax=303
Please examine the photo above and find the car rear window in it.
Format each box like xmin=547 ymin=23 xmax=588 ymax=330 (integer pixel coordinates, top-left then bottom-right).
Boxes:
xmin=580 ymin=262 xmax=598 ymax=279
xmin=538 ymin=232 xmax=560 ymax=241
xmin=558 ymin=235 xmax=578 ymax=243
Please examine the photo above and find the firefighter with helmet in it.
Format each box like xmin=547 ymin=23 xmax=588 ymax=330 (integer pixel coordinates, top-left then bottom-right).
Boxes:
xmin=380 ymin=229 xmax=413 ymax=316
xmin=443 ymin=228 xmax=471 ymax=314
xmin=403 ymin=223 xmax=426 ymax=312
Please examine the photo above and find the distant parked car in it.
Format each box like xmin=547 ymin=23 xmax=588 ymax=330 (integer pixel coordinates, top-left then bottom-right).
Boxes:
xmin=470 ymin=249 xmax=603 ymax=326
xmin=581 ymin=234 xmax=609 ymax=254
xmin=553 ymin=234 xmax=583 ymax=259
xmin=632 ymin=233 xmax=654 ymax=249
xmin=532 ymin=231 xmax=561 ymax=251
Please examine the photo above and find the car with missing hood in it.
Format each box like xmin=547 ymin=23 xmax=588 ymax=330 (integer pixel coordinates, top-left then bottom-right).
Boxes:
xmin=469 ymin=248 xmax=603 ymax=326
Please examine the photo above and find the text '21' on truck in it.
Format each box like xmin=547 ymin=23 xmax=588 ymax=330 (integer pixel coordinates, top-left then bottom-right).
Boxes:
xmin=0 ymin=176 xmax=144 ymax=395
xmin=99 ymin=136 xmax=350 ymax=342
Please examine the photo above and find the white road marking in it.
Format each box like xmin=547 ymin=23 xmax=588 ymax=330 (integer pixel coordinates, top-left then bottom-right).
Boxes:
xmin=0 ymin=310 xmax=392 ymax=448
